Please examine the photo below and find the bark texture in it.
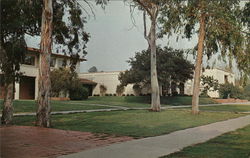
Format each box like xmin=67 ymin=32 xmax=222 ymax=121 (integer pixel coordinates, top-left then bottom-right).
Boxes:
xmin=192 ymin=13 xmax=206 ymax=115
xmin=149 ymin=6 xmax=161 ymax=111
xmin=36 ymin=0 xmax=53 ymax=127
xmin=1 ymin=83 xmax=14 ymax=125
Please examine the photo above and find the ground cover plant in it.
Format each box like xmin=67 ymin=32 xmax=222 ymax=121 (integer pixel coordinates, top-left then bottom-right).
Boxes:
xmin=162 ymin=125 xmax=250 ymax=158
xmin=13 ymin=109 xmax=245 ymax=138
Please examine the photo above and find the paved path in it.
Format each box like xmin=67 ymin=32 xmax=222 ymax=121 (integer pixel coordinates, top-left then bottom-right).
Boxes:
xmin=58 ymin=115 xmax=250 ymax=158
xmin=6 ymin=102 xmax=249 ymax=117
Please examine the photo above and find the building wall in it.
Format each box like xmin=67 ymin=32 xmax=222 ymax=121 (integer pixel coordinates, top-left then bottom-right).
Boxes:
xmin=184 ymin=68 xmax=235 ymax=98
xmin=79 ymin=72 xmax=137 ymax=96
xmin=1 ymin=51 xmax=82 ymax=100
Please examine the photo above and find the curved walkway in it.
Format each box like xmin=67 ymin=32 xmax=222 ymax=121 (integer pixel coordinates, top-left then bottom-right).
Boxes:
xmin=59 ymin=115 xmax=250 ymax=158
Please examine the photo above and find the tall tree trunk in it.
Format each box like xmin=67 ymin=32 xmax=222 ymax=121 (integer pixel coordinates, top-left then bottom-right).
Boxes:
xmin=150 ymin=8 xmax=161 ymax=112
xmin=1 ymin=82 xmax=14 ymax=125
xmin=36 ymin=0 xmax=53 ymax=127
xmin=192 ymin=13 xmax=206 ymax=115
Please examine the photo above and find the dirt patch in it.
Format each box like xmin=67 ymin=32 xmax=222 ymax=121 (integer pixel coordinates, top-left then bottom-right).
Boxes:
xmin=0 ymin=126 xmax=133 ymax=158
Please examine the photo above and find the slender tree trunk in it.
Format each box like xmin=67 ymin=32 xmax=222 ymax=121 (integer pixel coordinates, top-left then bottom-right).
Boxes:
xmin=36 ymin=0 xmax=53 ymax=127
xmin=1 ymin=82 xmax=14 ymax=125
xmin=150 ymin=9 xmax=161 ymax=112
xmin=192 ymin=13 xmax=206 ymax=115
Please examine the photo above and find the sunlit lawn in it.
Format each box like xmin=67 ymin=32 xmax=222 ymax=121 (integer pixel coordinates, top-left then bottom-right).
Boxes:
xmin=162 ymin=125 xmax=250 ymax=158
xmin=189 ymin=104 xmax=250 ymax=112
xmin=13 ymin=109 xmax=245 ymax=138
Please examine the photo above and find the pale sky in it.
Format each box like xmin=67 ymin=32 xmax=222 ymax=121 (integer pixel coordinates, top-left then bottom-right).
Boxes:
xmin=80 ymin=1 xmax=197 ymax=72
xmin=25 ymin=1 xmax=235 ymax=74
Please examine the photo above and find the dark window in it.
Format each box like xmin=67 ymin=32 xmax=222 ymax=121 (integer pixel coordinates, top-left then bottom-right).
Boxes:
xmin=224 ymin=75 xmax=228 ymax=83
xmin=23 ymin=55 xmax=35 ymax=66
xmin=50 ymin=58 xmax=56 ymax=67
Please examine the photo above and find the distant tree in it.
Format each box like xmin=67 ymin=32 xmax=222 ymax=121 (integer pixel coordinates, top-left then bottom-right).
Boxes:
xmin=100 ymin=84 xmax=107 ymax=96
xmin=119 ymin=47 xmax=194 ymax=96
xmin=219 ymin=83 xmax=244 ymax=99
xmin=88 ymin=66 xmax=98 ymax=73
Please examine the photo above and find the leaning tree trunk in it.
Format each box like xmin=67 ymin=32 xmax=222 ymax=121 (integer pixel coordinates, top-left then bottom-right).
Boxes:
xmin=149 ymin=8 xmax=161 ymax=112
xmin=191 ymin=13 xmax=206 ymax=115
xmin=1 ymin=82 xmax=14 ymax=125
xmin=36 ymin=0 xmax=53 ymax=127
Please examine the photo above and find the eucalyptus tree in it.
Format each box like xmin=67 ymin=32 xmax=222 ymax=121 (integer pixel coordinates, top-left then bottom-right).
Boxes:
xmin=132 ymin=0 xmax=162 ymax=111
xmin=160 ymin=0 xmax=246 ymax=114
xmin=1 ymin=0 xmax=90 ymax=126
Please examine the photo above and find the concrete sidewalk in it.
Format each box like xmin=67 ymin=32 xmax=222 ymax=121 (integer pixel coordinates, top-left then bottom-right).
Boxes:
xmin=58 ymin=115 xmax=250 ymax=158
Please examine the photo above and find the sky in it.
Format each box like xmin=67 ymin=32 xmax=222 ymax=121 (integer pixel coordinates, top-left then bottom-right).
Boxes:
xmin=80 ymin=1 xmax=198 ymax=72
xmin=25 ymin=1 xmax=236 ymax=74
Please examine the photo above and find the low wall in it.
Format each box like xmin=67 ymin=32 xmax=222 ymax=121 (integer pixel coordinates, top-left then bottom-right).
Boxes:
xmin=214 ymin=98 xmax=249 ymax=103
xmin=50 ymin=97 xmax=70 ymax=101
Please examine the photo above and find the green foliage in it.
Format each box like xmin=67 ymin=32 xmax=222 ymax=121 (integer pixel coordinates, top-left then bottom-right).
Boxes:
xmin=133 ymin=84 xmax=142 ymax=96
xmin=51 ymin=68 xmax=78 ymax=97
xmin=159 ymin=0 xmax=248 ymax=73
xmin=218 ymin=83 xmax=244 ymax=99
xmin=0 ymin=0 xmax=90 ymax=86
xmin=69 ymin=86 xmax=88 ymax=100
xmin=88 ymin=66 xmax=98 ymax=73
xmin=116 ymin=85 xmax=125 ymax=96
xmin=201 ymin=75 xmax=219 ymax=96
xmin=243 ymin=84 xmax=250 ymax=100
xmin=119 ymin=47 xmax=194 ymax=92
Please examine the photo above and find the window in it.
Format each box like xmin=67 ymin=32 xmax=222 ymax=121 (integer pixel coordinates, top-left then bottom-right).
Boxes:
xmin=23 ymin=55 xmax=35 ymax=66
xmin=224 ymin=75 xmax=228 ymax=83
xmin=57 ymin=59 xmax=67 ymax=68
xmin=50 ymin=58 xmax=56 ymax=67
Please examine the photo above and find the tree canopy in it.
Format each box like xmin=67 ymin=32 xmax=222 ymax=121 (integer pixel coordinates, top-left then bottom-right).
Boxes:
xmin=119 ymin=46 xmax=194 ymax=94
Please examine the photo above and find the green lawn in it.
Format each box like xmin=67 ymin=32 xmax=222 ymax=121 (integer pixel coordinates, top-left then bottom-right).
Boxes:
xmin=0 ymin=96 xmax=217 ymax=113
xmin=162 ymin=125 xmax=250 ymax=158
xmin=70 ymin=96 xmax=217 ymax=108
xmin=189 ymin=104 xmax=250 ymax=112
xmin=0 ymin=100 xmax=112 ymax=113
xmin=13 ymin=109 xmax=245 ymax=138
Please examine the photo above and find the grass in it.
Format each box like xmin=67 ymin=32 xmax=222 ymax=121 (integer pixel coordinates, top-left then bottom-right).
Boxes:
xmin=70 ymin=96 xmax=217 ymax=108
xmin=162 ymin=125 xmax=250 ymax=158
xmin=199 ymin=104 xmax=250 ymax=112
xmin=179 ymin=104 xmax=250 ymax=112
xmin=1 ymin=96 xmax=217 ymax=113
xmin=0 ymin=100 xmax=112 ymax=113
xmin=13 ymin=109 xmax=245 ymax=138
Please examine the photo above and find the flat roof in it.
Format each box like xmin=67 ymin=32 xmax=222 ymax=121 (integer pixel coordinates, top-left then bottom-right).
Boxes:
xmin=27 ymin=47 xmax=86 ymax=62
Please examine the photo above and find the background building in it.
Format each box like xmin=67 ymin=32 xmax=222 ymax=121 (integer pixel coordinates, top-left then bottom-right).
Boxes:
xmin=0 ymin=47 xmax=85 ymax=100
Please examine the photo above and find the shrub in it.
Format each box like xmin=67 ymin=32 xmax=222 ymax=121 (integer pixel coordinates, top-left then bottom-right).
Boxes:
xmin=116 ymin=84 xmax=125 ymax=96
xmin=100 ymin=84 xmax=107 ymax=96
xmin=133 ymin=84 xmax=142 ymax=96
xmin=69 ymin=86 xmax=88 ymax=100
xmin=219 ymin=83 xmax=244 ymax=99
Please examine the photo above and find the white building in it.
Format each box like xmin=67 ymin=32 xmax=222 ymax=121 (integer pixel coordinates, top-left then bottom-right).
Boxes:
xmin=0 ymin=47 xmax=85 ymax=100
xmin=79 ymin=71 xmax=135 ymax=96
xmin=185 ymin=68 xmax=235 ymax=98
xmin=80 ymin=68 xmax=235 ymax=98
